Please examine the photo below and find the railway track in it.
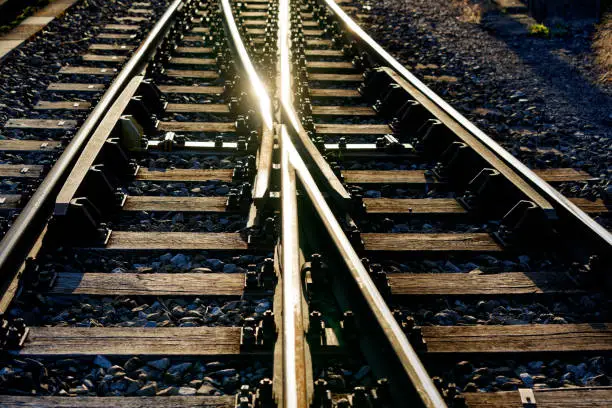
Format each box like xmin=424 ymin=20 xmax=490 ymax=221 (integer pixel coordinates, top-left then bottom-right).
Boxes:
xmin=0 ymin=0 xmax=610 ymax=407
xmin=0 ymin=0 xmax=168 ymax=237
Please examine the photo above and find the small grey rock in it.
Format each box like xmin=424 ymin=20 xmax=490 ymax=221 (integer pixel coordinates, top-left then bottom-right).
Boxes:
xmin=223 ymin=263 xmax=237 ymax=273
xmin=168 ymin=362 xmax=192 ymax=377
xmin=124 ymin=357 xmax=143 ymax=372
xmin=178 ymin=386 xmax=197 ymax=396
xmin=197 ymin=382 xmax=217 ymax=395
xmin=94 ymin=355 xmax=112 ymax=369
xmin=136 ymin=382 xmax=157 ymax=396
xmin=212 ymin=368 xmax=237 ymax=377
xmin=520 ymin=372 xmax=534 ymax=388
xmin=156 ymin=386 xmax=179 ymax=396
xmin=147 ymin=358 xmax=170 ymax=371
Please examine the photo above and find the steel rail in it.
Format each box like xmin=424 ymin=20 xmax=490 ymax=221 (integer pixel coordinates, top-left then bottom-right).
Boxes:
xmin=280 ymin=125 xmax=310 ymax=408
xmin=219 ymin=0 xmax=274 ymax=129
xmin=219 ymin=0 xmax=274 ymax=205
xmin=278 ymin=1 xmax=310 ymax=405
xmin=219 ymin=0 xmax=308 ymax=406
xmin=279 ymin=0 xmax=351 ymax=206
xmin=282 ymin=129 xmax=447 ymax=408
xmin=279 ymin=0 xmax=446 ymax=406
xmin=323 ymin=0 xmax=612 ymax=248
xmin=0 ymin=0 xmax=187 ymax=296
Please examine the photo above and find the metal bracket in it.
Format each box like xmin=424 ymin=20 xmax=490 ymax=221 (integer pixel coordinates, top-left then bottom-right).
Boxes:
xmin=227 ymin=182 xmax=252 ymax=212
xmin=359 ymin=67 xmax=393 ymax=101
xmin=340 ymin=311 xmax=358 ymax=343
xmin=243 ymin=259 xmax=276 ymax=293
xmin=247 ymin=216 xmax=276 ymax=246
xmin=222 ymin=77 xmax=239 ymax=99
xmin=136 ymin=79 xmax=167 ymax=115
xmin=313 ymin=379 xmax=333 ymax=407
xmin=62 ymin=197 xmax=112 ymax=246
xmin=368 ymin=263 xmax=390 ymax=299
xmin=346 ymin=227 xmax=364 ymax=250
xmin=104 ymin=138 xmax=139 ymax=177
xmin=349 ymin=386 xmax=376 ymax=407
xmin=432 ymin=141 xmax=471 ymax=183
xmin=313 ymin=136 xmax=326 ymax=153
xmin=240 ymin=320 xmax=257 ymax=351
xmin=349 ymin=188 xmax=367 ymax=218
xmin=394 ymin=311 xmax=427 ymax=351
xmin=157 ymin=132 xmax=185 ymax=152
xmin=82 ymin=164 xmax=126 ymax=214
xmin=255 ymin=378 xmax=274 ymax=407
xmin=0 ymin=318 xmax=29 ymax=352
xmin=493 ymin=200 xmax=546 ymax=247
xmin=232 ymin=161 xmax=248 ymax=182
xmin=519 ymin=388 xmax=536 ymax=408
xmin=240 ymin=311 xmax=275 ymax=351
xmin=126 ymin=96 xmax=159 ymax=135
xmin=258 ymin=258 xmax=277 ymax=289
xmin=383 ymin=134 xmax=404 ymax=153
xmin=228 ymin=91 xmax=249 ymax=115
xmin=301 ymin=253 xmax=327 ymax=291
xmin=373 ymin=83 xmax=409 ymax=118
xmin=23 ymin=258 xmax=57 ymax=290
xmin=457 ymin=168 xmax=503 ymax=213
xmin=244 ymin=269 xmax=259 ymax=291
xmin=390 ymin=99 xmax=430 ymax=135
xmin=245 ymin=155 xmax=256 ymax=179
xmin=118 ymin=115 xmax=147 ymax=152
xmin=308 ymin=311 xmax=327 ymax=347
xmin=235 ymin=115 xmax=250 ymax=137
xmin=417 ymin=119 xmax=455 ymax=159
xmin=235 ymin=385 xmax=253 ymax=408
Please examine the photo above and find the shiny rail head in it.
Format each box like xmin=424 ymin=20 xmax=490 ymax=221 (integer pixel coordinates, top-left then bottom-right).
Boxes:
xmin=219 ymin=0 xmax=274 ymax=131
xmin=280 ymin=125 xmax=311 ymax=408
xmin=218 ymin=0 xmax=277 ymax=207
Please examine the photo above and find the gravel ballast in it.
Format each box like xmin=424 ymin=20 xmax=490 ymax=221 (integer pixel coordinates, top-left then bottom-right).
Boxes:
xmin=0 ymin=357 xmax=271 ymax=397
xmin=436 ymin=356 xmax=612 ymax=393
